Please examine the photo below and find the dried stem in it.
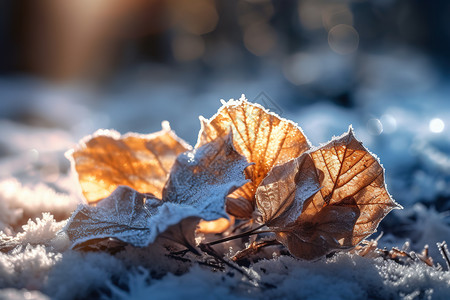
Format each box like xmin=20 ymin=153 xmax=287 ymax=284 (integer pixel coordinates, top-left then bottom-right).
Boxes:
xmin=438 ymin=241 xmax=450 ymax=271
xmin=206 ymin=224 xmax=269 ymax=246
xmin=199 ymin=243 xmax=252 ymax=280
xmin=232 ymin=239 xmax=281 ymax=262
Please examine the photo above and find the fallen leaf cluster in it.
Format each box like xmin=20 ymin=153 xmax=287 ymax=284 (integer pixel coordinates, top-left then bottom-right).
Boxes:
xmin=64 ymin=95 xmax=401 ymax=262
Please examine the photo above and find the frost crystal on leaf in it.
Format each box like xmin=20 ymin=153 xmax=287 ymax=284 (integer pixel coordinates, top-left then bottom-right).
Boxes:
xmin=64 ymin=99 xmax=401 ymax=262
xmin=67 ymin=122 xmax=190 ymax=204
xmin=164 ymin=133 xmax=251 ymax=220
xmin=256 ymin=128 xmax=401 ymax=260
xmin=64 ymin=186 xmax=157 ymax=248
xmin=256 ymin=153 xmax=321 ymax=228
xmin=197 ymin=95 xmax=310 ymax=219
xmin=64 ymin=134 xmax=250 ymax=249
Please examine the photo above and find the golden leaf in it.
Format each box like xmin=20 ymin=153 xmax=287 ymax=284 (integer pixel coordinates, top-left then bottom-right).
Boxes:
xmin=197 ymin=96 xmax=310 ymax=219
xmin=67 ymin=122 xmax=191 ymax=204
xmin=256 ymin=128 xmax=401 ymax=260
xmin=65 ymin=134 xmax=250 ymax=249
xmin=256 ymin=153 xmax=321 ymax=228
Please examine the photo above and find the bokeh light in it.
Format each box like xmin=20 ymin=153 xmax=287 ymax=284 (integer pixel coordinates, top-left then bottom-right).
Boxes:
xmin=1 ymin=0 xmax=450 ymax=213
xmin=243 ymin=22 xmax=276 ymax=56
xmin=380 ymin=114 xmax=398 ymax=134
xmin=367 ymin=118 xmax=383 ymax=136
xmin=282 ymin=53 xmax=321 ymax=85
xmin=328 ymin=24 xmax=359 ymax=55
xmin=172 ymin=34 xmax=205 ymax=62
xmin=429 ymin=118 xmax=445 ymax=133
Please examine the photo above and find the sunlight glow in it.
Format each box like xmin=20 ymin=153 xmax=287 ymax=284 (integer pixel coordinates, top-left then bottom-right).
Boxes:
xmin=429 ymin=118 xmax=445 ymax=133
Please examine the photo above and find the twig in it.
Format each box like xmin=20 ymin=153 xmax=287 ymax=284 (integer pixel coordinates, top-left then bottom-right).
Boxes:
xmin=166 ymin=253 xmax=191 ymax=263
xmin=170 ymin=248 xmax=190 ymax=256
xmin=232 ymin=239 xmax=281 ymax=262
xmin=206 ymin=224 xmax=269 ymax=246
xmin=231 ymin=219 xmax=254 ymax=234
xmin=167 ymin=252 xmax=225 ymax=271
xmin=199 ymin=243 xmax=253 ymax=281
xmin=438 ymin=241 xmax=450 ymax=271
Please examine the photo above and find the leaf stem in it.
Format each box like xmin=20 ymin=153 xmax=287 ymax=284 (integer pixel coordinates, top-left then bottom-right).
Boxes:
xmin=206 ymin=224 xmax=271 ymax=246
xmin=232 ymin=239 xmax=280 ymax=262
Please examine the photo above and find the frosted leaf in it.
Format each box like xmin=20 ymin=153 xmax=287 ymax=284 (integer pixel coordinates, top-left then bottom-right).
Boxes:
xmin=256 ymin=128 xmax=401 ymax=260
xmin=256 ymin=154 xmax=321 ymax=228
xmin=164 ymin=133 xmax=251 ymax=221
xmin=196 ymin=96 xmax=310 ymax=219
xmin=65 ymin=186 xmax=204 ymax=249
xmin=64 ymin=186 xmax=158 ymax=248
xmin=64 ymin=135 xmax=250 ymax=249
xmin=67 ymin=122 xmax=190 ymax=204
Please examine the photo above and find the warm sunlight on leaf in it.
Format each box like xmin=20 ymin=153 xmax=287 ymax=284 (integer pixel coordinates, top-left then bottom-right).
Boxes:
xmin=197 ymin=96 xmax=310 ymax=219
xmin=197 ymin=217 xmax=233 ymax=234
xmin=65 ymin=134 xmax=250 ymax=249
xmin=67 ymin=122 xmax=190 ymax=204
xmin=256 ymin=153 xmax=321 ymax=228
xmin=256 ymin=128 xmax=400 ymax=260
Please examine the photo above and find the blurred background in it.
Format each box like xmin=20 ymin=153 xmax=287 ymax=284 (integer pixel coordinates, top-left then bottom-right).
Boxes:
xmin=1 ymin=0 xmax=450 ymax=258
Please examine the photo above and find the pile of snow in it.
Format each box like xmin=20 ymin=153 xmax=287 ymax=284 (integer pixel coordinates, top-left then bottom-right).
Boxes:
xmin=0 ymin=149 xmax=449 ymax=299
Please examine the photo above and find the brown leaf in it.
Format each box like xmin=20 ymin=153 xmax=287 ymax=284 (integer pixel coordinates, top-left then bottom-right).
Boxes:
xmin=197 ymin=96 xmax=310 ymax=219
xmin=67 ymin=122 xmax=190 ymax=204
xmin=65 ymin=185 xmax=202 ymax=252
xmin=65 ymin=134 xmax=250 ymax=250
xmin=256 ymin=128 xmax=401 ymax=260
xmin=256 ymin=153 xmax=321 ymax=228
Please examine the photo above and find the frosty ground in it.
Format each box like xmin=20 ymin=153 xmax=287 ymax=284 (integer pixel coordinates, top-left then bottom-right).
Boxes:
xmin=1 ymin=173 xmax=449 ymax=300
xmin=1 ymin=53 xmax=450 ymax=299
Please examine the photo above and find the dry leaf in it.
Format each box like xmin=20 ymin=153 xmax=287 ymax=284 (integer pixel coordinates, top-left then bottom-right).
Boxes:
xmin=197 ymin=217 xmax=234 ymax=234
xmin=65 ymin=186 xmax=162 ymax=248
xmin=256 ymin=153 xmax=321 ymax=228
xmin=65 ymin=186 xmax=205 ymax=250
xmin=67 ymin=122 xmax=190 ymax=204
xmin=256 ymin=128 xmax=400 ymax=260
xmin=65 ymin=134 xmax=250 ymax=249
xmin=197 ymin=96 xmax=310 ymax=219
xmin=163 ymin=133 xmax=251 ymax=219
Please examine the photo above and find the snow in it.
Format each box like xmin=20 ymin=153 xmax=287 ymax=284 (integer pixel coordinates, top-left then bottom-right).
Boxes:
xmin=1 ymin=50 xmax=450 ymax=299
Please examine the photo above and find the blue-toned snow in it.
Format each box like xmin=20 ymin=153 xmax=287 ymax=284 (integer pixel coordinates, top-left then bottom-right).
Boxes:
xmin=1 ymin=50 xmax=450 ymax=299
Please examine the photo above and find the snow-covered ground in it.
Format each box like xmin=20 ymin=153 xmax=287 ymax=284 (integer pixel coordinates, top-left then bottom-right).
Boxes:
xmin=1 ymin=50 xmax=450 ymax=299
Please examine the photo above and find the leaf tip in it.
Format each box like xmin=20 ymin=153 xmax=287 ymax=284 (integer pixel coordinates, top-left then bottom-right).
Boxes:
xmin=64 ymin=148 xmax=74 ymax=161
xmin=161 ymin=120 xmax=171 ymax=131
xmin=392 ymin=199 xmax=403 ymax=210
xmin=347 ymin=124 xmax=355 ymax=136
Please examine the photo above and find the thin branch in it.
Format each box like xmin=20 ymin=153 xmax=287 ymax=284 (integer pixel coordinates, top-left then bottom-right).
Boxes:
xmin=438 ymin=241 xmax=450 ymax=271
xmin=206 ymin=224 xmax=268 ymax=246
xmin=232 ymin=239 xmax=281 ymax=262
xmin=199 ymin=243 xmax=252 ymax=281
